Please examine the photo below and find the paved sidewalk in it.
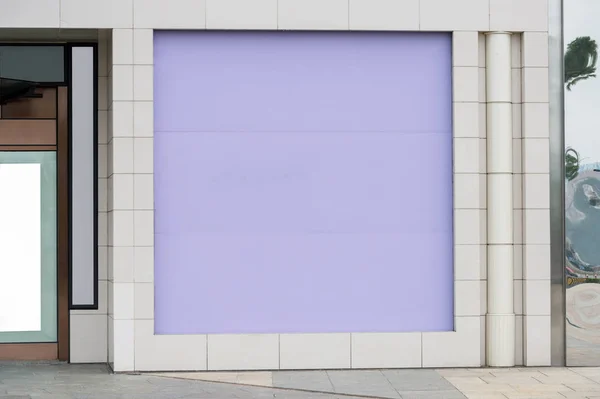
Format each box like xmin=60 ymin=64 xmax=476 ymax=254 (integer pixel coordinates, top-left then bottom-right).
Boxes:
xmin=2 ymin=363 xmax=600 ymax=398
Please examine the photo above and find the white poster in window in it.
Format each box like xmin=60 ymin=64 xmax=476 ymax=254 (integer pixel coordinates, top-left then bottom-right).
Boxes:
xmin=0 ymin=164 xmax=41 ymax=332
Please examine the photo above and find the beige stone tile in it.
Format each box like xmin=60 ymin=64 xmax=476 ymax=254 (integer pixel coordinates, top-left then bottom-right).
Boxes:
xmin=510 ymin=383 xmax=572 ymax=392
xmin=565 ymin=383 xmax=600 ymax=392
xmin=236 ymin=372 xmax=273 ymax=387
xmin=452 ymin=383 xmax=516 ymax=393
xmin=438 ymin=369 xmax=495 ymax=377
xmin=480 ymin=376 xmax=542 ymax=385
xmin=154 ymin=372 xmax=239 ymax=383
xmin=463 ymin=394 xmax=508 ymax=399
xmin=445 ymin=376 xmax=487 ymax=385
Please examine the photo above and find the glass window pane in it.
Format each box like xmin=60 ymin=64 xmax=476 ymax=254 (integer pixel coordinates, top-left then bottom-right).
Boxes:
xmin=0 ymin=46 xmax=64 ymax=83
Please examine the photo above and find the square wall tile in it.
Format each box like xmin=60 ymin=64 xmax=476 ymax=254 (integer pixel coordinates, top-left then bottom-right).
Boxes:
xmin=455 ymin=245 xmax=486 ymax=281
xmin=0 ymin=0 xmax=59 ymax=27
xmin=523 ymin=174 xmax=550 ymax=209
xmin=112 ymin=101 xmax=134 ymax=137
xmin=207 ymin=0 xmax=277 ymax=29
xmin=98 ymin=178 xmax=108 ymax=212
xmin=61 ymin=0 xmax=133 ymax=28
xmin=514 ymin=244 xmax=523 ymax=280
xmin=135 ymin=320 xmax=207 ymax=371
xmin=513 ymin=174 xmax=523 ymax=209
xmin=134 ymin=246 xmax=154 ymax=283
xmin=98 ymin=246 xmax=108 ymax=280
xmin=454 ymin=102 xmax=480 ymax=138
xmin=523 ymin=138 xmax=549 ymax=174
xmin=98 ymin=110 xmax=109 ymax=144
xmin=112 ymin=174 xmax=134 ymax=210
xmin=112 ymin=246 xmax=134 ymax=283
xmin=112 ymin=66 xmax=134 ymax=101
xmin=351 ymin=333 xmax=421 ymax=368
xmin=524 ymin=209 xmax=550 ymax=245
xmin=514 ymin=280 xmax=523 ymax=315
xmin=524 ymin=280 xmax=551 ymax=316
xmin=420 ymin=0 xmax=488 ymax=31
xmin=512 ymin=68 xmax=522 ymax=104
xmin=454 ymin=174 xmax=484 ymax=209
xmin=134 ymin=210 xmax=154 ymax=247
xmin=522 ymin=68 xmax=550 ymax=103
xmin=208 ymin=334 xmax=278 ymax=370
xmin=455 ymin=209 xmax=486 ymax=245
xmin=524 ymin=244 xmax=551 ymax=280
xmin=70 ymin=314 xmax=108 ymax=363
xmin=112 ymin=138 xmax=134 ymax=174
xmin=524 ymin=315 xmax=551 ymax=366
xmin=522 ymin=32 xmax=549 ymax=67
xmin=513 ymin=104 xmax=522 ymax=138
xmin=112 ymin=210 xmax=134 ymax=247
xmin=134 ymin=0 xmax=206 ymax=29
xmin=349 ymin=0 xmax=419 ymax=31
xmin=134 ymin=282 xmax=154 ymax=320
xmin=113 ymin=319 xmax=135 ymax=371
xmin=112 ymin=282 xmax=134 ymax=320
xmin=98 ymin=212 xmax=108 ymax=246
xmin=278 ymin=0 xmax=348 ymax=30
xmin=490 ymin=0 xmax=548 ymax=32
xmin=134 ymin=65 xmax=153 ymax=101
xmin=515 ymin=315 xmax=524 ymax=365
xmin=133 ymin=29 xmax=154 ymax=65
xmin=455 ymin=281 xmax=481 ymax=316
xmin=280 ymin=334 xmax=350 ymax=369
xmin=523 ymin=103 xmax=550 ymax=138
xmin=453 ymin=31 xmax=479 ymax=67
xmin=453 ymin=67 xmax=479 ymax=102
xmin=134 ymin=138 xmax=153 ymax=173
xmin=422 ymin=317 xmax=481 ymax=367
xmin=511 ymin=34 xmax=522 ymax=69
xmin=134 ymin=101 xmax=154 ymax=137
xmin=112 ymin=29 xmax=133 ymax=65
xmin=134 ymin=174 xmax=154 ymax=210
xmin=454 ymin=138 xmax=481 ymax=174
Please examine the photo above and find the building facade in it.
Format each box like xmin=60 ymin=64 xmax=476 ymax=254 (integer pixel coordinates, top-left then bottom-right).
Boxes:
xmin=0 ymin=0 xmax=568 ymax=371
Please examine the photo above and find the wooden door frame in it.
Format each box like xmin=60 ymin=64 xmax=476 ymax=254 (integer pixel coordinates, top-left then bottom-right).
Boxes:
xmin=0 ymin=86 xmax=69 ymax=360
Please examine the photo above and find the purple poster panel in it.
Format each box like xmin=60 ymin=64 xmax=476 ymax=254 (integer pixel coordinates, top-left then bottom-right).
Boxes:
xmin=154 ymin=32 xmax=454 ymax=335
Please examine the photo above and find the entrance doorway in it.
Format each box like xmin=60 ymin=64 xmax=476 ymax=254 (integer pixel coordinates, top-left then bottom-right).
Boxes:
xmin=0 ymin=83 xmax=69 ymax=360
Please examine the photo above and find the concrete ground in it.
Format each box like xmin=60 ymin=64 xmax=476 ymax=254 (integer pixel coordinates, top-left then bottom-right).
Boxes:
xmin=1 ymin=363 xmax=600 ymax=399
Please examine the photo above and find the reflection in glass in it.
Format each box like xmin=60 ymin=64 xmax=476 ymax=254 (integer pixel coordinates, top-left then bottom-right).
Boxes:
xmin=565 ymin=1 xmax=600 ymax=365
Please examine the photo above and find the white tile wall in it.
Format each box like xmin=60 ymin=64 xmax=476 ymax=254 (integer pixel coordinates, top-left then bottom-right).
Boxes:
xmin=70 ymin=315 xmax=108 ymax=363
xmin=349 ymin=0 xmax=419 ymax=31
xmin=208 ymin=335 xmax=279 ymax=370
xmin=134 ymin=0 xmax=206 ymax=29
xmin=278 ymin=0 xmax=349 ymax=30
xmin=280 ymin=334 xmax=351 ymax=369
xmin=61 ymin=0 xmax=133 ymax=28
xmin=207 ymin=0 xmax=277 ymax=29
xmin=55 ymin=0 xmax=553 ymax=371
xmin=0 ymin=0 xmax=59 ymax=27
xmin=420 ymin=0 xmax=489 ymax=31
xmin=351 ymin=333 xmax=421 ymax=368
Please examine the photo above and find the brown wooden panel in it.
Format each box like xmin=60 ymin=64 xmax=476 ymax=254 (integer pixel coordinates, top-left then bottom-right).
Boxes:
xmin=57 ymin=87 xmax=69 ymax=362
xmin=0 ymin=146 xmax=55 ymax=151
xmin=0 ymin=120 xmax=56 ymax=145
xmin=0 ymin=343 xmax=57 ymax=360
xmin=1 ymin=88 xmax=57 ymax=119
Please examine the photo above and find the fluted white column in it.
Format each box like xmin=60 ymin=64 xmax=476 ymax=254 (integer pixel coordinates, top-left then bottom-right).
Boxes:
xmin=485 ymin=32 xmax=516 ymax=367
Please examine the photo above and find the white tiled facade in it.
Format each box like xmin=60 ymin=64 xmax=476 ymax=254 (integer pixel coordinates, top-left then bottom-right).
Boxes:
xmin=0 ymin=0 xmax=551 ymax=371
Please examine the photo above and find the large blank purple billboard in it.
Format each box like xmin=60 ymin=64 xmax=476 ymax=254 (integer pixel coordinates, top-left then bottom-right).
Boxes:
xmin=154 ymin=32 xmax=453 ymax=335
